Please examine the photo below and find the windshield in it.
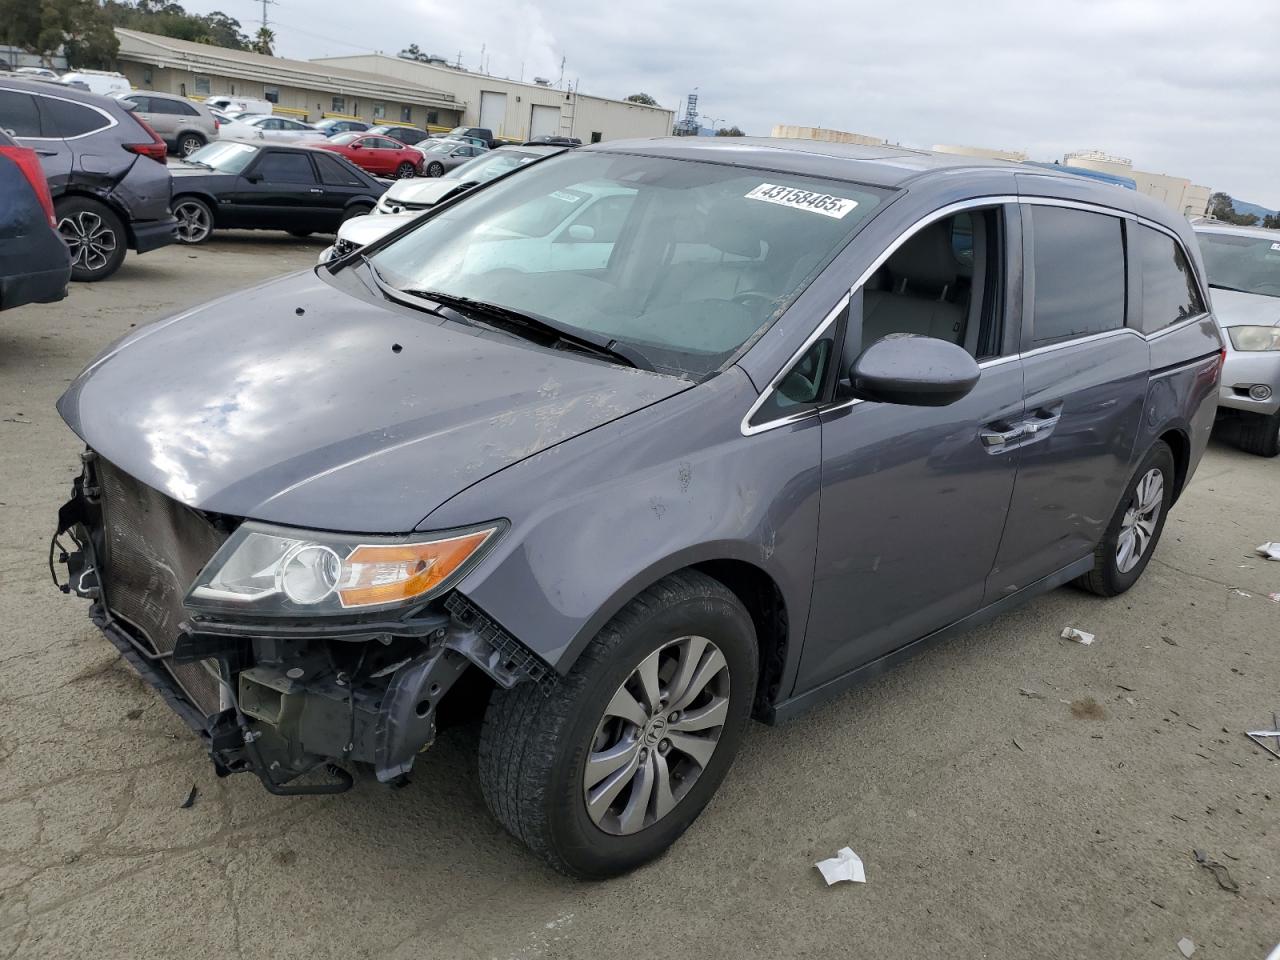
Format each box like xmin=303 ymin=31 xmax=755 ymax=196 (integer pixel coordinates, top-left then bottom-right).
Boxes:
xmin=421 ymin=141 xmax=461 ymax=154
xmin=1199 ymin=232 xmax=1280 ymax=299
xmin=446 ymin=149 xmax=542 ymax=182
xmin=185 ymin=141 xmax=258 ymax=173
xmin=370 ymin=151 xmax=886 ymax=378
xmin=330 ymin=133 xmax=362 ymax=145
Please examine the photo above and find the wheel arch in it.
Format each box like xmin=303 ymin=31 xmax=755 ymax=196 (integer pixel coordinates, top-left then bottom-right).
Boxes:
xmin=171 ymin=191 xmax=218 ymax=222
xmin=54 ymin=189 xmax=134 ymax=246
xmin=1157 ymin=425 xmax=1191 ymax=504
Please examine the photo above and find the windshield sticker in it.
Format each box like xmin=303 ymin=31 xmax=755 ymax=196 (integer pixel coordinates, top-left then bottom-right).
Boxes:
xmin=745 ymin=183 xmax=858 ymax=219
xmin=1272 ymin=242 xmax=1280 ymax=251
xmin=551 ymin=190 xmax=584 ymax=203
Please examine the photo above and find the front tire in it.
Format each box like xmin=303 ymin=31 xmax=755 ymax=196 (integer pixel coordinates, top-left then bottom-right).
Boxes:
xmin=1075 ymin=440 xmax=1175 ymax=597
xmin=478 ymin=570 xmax=757 ymax=879
xmin=172 ymin=197 xmax=214 ymax=244
xmin=56 ymin=197 xmax=127 ymax=281
xmin=1237 ymin=409 xmax=1280 ymax=458
xmin=341 ymin=204 xmax=372 ymax=223
xmin=395 ymin=161 xmax=416 ymax=179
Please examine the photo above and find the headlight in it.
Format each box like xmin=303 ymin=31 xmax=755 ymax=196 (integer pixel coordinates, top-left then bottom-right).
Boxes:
xmin=1227 ymin=325 xmax=1280 ymax=351
xmin=186 ymin=520 xmax=503 ymax=616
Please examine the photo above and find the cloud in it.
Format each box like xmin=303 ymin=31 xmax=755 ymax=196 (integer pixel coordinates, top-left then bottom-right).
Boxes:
xmin=188 ymin=0 xmax=1280 ymax=205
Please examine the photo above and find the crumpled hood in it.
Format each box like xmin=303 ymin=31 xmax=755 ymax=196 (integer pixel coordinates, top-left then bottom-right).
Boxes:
xmin=1210 ymin=287 xmax=1280 ymax=328
xmin=58 ymin=270 xmax=686 ymax=533
xmin=382 ymin=177 xmax=459 ymax=207
xmin=338 ymin=212 xmax=417 ymax=247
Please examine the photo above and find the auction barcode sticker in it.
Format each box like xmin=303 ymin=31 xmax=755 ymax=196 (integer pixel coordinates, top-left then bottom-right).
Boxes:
xmin=745 ymin=183 xmax=858 ymax=219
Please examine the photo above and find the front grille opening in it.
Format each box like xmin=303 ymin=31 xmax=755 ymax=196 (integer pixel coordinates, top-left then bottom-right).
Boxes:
xmin=96 ymin=457 xmax=229 ymax=715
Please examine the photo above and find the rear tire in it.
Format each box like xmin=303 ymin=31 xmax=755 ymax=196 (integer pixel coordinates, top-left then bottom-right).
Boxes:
xmin=56 ymin=197 xmax=127 ymax=282
xmin=427 ymin=161 xmax=444 ymax=177
xmin=1075 ymin=441 xmax=1175 ymax=597
xmin=287 ymin=229 xmax=313 ymax=239
xmin=478 ymin=570 xmax=757 ymax=879
xmin=1237 ymin=409 xmax=1280 ymax=458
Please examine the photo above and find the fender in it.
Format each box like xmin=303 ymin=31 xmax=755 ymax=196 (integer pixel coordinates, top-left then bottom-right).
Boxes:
xmin=423 ymin=365 xmax=824 ymax=683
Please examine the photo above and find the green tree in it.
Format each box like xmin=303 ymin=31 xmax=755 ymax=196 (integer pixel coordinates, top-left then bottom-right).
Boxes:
xmin=715 ymin=126 xmax=745 ymax=137
xmin=250 ymin=25 xmax=274 ymax=55
xmin=398 ymin=43 xmax=431 ymax=62
xmin=624 ymin=92 xmax=658 ymax=106
xmin=0 ymin=0 xmax=118 ymax=67
xmin=1207 ymin=191 xmax=1261 ymax=226
xmin=99 ymin=1 xmax=249 ymax=49
xmin=1263 ymin=214 xmax=1280 ymax=230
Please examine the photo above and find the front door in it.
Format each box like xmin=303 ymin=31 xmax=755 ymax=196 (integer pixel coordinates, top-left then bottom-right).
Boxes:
xmin=232 ymin=150 xmax=325 ymax=230
xmin=986 ymin=201 xmax=1149 ymax=596
xmin=797 ymin=204 xmax=1026 ymax=691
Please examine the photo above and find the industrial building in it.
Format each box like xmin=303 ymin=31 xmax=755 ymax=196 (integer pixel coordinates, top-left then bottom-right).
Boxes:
xmin=112 ymin=28 xmax=673 ymax=142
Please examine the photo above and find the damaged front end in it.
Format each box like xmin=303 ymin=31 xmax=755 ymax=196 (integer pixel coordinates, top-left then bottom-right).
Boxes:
xmin=52 ymin=452 xmax=548 ymax=795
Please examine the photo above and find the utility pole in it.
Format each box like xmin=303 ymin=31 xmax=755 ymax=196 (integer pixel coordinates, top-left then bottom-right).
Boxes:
xmin=257 ymin=0 xmax=277 ymax=30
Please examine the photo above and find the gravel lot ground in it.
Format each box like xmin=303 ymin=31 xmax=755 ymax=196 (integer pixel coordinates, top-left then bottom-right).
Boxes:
xmin=1 ymin=236 xmax=1277 ymax=960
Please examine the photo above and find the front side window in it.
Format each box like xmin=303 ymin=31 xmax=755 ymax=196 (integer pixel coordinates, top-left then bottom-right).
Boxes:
xmin=370 ymin=152 xmax=885 ymax=378
xmin=255 ymin=152 xmax=316 ymax=183
xmin=1028 ymin=205 xmax=1126 ymax=346
xmin=1135 ymin=225 xmax=1205 ymax=332
xmin=860 ymin=207 xmax=1006 ymax=360
xmin=1197 ymin=231 xmax=1280 ymax=300
xmin=0 ymin=90 xmax=43 ymax=137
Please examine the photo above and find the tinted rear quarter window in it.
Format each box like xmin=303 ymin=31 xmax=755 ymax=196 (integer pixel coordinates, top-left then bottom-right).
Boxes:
xmin=315 ymin=153 xmax=362 ymax=186
xmin=39 ymin=96 xmax=111 ymax=137
xmin=1135 ymin=225 xmax=1204 ymax=333
xmin=1029 ymin=205 xmax=1126 ymax=346
xmin=0 ymin=89 xmax=43 ymax=137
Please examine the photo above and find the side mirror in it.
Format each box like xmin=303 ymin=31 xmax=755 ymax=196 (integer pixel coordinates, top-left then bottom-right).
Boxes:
xmin=245 ymin=172 xmax=263 ymax=183
xmin=851 ymin=334 xmax=980 ymax=407
xmin=351 ymin=141 xmax=363 ymax=149
xmin=566 ymin=224 xmax=596 ymax=242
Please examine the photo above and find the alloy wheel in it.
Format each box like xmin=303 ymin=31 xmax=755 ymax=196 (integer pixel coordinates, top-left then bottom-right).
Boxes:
xmin=1116 ymin=467 xmax=1163 ymax=573
xmin=583 ymin=635 xmax=730 ymax=836
xmin=173 ymin=202 xmax=212 ymax=243
xmin=58 ymin=211 xmax=117 ymax=272
xmin=180 ymin=135 xmax=204 ymax=156
xmin=396 ymin=162 xmax=415 ymax=179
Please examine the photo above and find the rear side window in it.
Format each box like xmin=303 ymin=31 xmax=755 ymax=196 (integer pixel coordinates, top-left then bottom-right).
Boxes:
xmin=256 ymin=152 xmax=316 ymax=183
xmin=1028 ymin=205 xmax=1126 ymax=346
xmin=1135 ymin=225 xmax=1205 ymax=333
xmin=0 ymin=90 xmax=43 ymax=137
xmin=315 ymin=153 xmax=362 ymax=186
xmin=39 ymin=97 xmax=111 ymax=138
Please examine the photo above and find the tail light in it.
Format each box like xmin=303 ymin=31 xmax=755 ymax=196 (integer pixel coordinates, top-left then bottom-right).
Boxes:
xmin=124 ymin=114 xmax=168 ymax=163
xmin=0 ymin=145 xmax=56 ymax=226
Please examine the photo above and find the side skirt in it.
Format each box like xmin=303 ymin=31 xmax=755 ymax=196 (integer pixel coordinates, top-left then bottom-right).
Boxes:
xmin=765 ymin=554 xmax=1095 ymax=724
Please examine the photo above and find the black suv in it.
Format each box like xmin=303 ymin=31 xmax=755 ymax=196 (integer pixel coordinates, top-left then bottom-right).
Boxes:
xmin=0 ymin=78 xmax=176 ymax=281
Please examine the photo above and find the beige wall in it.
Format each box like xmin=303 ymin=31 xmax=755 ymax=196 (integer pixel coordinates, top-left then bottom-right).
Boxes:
xmin=116 ymin=60 xmax=462 ymax=128
xmin=1064 ymin=155 xmax=1211 ymax=218
xmin=932 ymin=143 xmax=1027 ymax=162
xmin=771 ymin=124 xmax=885 ymax=146
xmin=314 ymin=55 xmax=673 ymax=142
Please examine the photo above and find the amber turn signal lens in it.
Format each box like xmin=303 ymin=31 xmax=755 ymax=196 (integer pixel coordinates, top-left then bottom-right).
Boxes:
xmin=336 ymin=528 xmax=496 ymax=608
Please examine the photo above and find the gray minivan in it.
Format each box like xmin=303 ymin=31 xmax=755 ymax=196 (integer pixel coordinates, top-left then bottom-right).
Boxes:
xmin=53 ymin=139 xmax=1223 ymax=879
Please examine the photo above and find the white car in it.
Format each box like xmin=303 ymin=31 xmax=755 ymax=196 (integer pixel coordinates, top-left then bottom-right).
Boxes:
xmin=218 ymin=114 xmax=327 ymax=143
xmin=204 ymin=96 xmax=274 ymax=117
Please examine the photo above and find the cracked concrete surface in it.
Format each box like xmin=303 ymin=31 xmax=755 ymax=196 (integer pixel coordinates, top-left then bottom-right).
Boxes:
xmin=1 ymin=236 xmax=1277 ymax=959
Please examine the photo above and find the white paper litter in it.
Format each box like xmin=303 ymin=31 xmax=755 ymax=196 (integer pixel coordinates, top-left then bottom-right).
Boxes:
xmin=1268 ymin=593 xmax=1280 ymax=604
xmin=1177 ymin=936 xmax=1196 ymax=958
xmin=815 ymin=847 xmax=866 ymax=885
xmin=1257 ymin=542 xmax=1280 ymax=561
xmin=1061 ymin=627 xmax=1095 ymax=645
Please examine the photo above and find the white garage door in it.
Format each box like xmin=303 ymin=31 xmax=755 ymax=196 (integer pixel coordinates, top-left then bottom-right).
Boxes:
xmin=530 ymin=104 xmax=560 ymax=139
xmin=478 ymin=91 xmax=508 ymax=137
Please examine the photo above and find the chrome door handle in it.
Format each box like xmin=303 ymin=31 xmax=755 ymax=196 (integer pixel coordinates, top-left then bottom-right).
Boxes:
xmin=979 ymin=423 xmax=1026 ymax=447
xmin=309 ymin=188 xmax=323 ymax=193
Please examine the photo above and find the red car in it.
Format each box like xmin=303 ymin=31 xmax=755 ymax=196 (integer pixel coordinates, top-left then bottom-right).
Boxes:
xmin=310 ymin=133 xmax=422 ymax=179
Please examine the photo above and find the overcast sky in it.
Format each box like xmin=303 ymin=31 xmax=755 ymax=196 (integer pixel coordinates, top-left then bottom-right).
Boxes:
xmin=183 ymin=0 xmax=1279 ymax=207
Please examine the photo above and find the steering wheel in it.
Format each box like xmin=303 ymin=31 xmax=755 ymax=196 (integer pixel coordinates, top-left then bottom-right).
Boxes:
xmin=731 ymin=290 xmax=777 ymax=310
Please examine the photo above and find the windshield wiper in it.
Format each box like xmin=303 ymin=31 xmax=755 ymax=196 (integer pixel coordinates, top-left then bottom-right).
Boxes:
xmin=399 ymin=289 xmax=655 ymax=372
xmin=1209 ymin=282 xmax=1255 ymax=294
xmin=180 ymin=158 xmax=212 ymax=169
